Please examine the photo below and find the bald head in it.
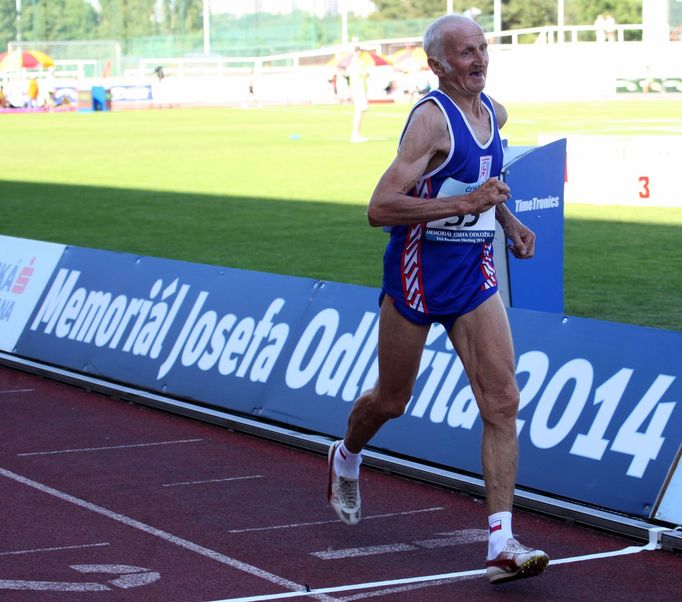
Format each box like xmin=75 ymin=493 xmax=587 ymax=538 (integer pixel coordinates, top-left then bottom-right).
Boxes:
xmin=423 ymin=14 xmax=483 ymax=63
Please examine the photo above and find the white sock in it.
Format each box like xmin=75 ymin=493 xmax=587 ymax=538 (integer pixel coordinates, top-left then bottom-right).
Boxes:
xmin=487 ymin=511 xmax=513 ymax=560
xmin=333 ymin=441 xmax=362 ymax=479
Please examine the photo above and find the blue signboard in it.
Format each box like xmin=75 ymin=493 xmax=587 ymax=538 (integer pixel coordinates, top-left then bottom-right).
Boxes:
xmin=13 ymin=243 xmax=681 ymax=518
xmin=503 ymin=139 xmax=566 ymax=313
xmin=15 ymin=247 xmax=315 ymax=413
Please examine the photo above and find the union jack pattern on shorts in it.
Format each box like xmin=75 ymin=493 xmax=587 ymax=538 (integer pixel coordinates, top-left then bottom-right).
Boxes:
xmin=400 ymin=178 xmax=432 ymax=313
xmin=401 ymin=223 xmax=426 ymax=312
xmin=480 ymin=242 xmax=497 ymax=290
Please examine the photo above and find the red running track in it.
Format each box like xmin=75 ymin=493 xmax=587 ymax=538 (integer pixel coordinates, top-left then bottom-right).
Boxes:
xmin=0 ymin=365 xmax=679 ymax=601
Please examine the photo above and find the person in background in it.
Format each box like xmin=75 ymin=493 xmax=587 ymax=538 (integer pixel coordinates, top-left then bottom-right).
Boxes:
xmin=152 ymin=65 xmax=170 ymax=109
xmin=594 ymin=13 xmax=607 ymax=42
xmin=27 ymin=77 xmax=40 ymax=108
xmin=0 ymin=85 xmax=9 ymax=108
xmin=346 ymin=47 xmax=369 ymax=143
xmin=326 ymin=14 xmax=549 ymax=586
xmin=604 ymin=14 xmax=617 ymax=42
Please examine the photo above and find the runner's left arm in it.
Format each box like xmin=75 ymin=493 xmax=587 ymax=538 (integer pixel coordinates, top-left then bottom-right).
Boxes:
xmin=496 ymin=204 xmax=535 ymax=259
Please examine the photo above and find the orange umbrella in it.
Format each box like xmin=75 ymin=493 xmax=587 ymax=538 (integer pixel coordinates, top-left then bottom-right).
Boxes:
xmin=389 ymin=46 xmax=429 ymax=72
xmin=0 ymin=49 xmax=55 ymax=71
xmin=327 ymin=50 xmax=391 ymax=70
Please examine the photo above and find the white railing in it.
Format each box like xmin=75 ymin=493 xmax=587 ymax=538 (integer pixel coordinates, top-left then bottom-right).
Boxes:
xmin=493 ymin=23 xmax=644 ymax=44
xmin=124 ymin=23 xmax=651 ymax=80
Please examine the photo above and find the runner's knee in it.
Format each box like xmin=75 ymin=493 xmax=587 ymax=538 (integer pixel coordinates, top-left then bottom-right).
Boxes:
xmin=478 ymin=386 xmax=519 ymax=427
xmin=375 ymin=390 xmax=412 ymax=421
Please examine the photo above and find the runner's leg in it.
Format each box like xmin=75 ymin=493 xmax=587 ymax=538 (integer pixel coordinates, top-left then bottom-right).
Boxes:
xmin=449 ymin=293 xmax=519 ymax=514
xmin=344 ymin=297 xmax=429 ymax=453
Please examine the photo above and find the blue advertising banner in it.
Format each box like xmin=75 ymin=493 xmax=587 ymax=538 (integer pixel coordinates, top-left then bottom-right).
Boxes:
xmin=367 ymin=309 xmax=681 ymax=519
xmin=13 ymin=243 xmax=681 ymax=519
xmin=15 ymin=246 xmax=317 ymax=414
xmin=256 ymin=279 xmax=681 ymax=518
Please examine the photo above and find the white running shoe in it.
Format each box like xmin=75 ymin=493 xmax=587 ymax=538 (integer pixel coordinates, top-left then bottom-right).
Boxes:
xmin=326 ymin=440 xmax=361 ymax=525
xmin=486 ymin=538 xmax=549 ymax=584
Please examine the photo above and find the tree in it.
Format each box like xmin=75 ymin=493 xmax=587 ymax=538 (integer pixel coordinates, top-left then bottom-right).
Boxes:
xmin=0 ymin=2 xmax=16 ymax=51
xmin=371 ymin=1 xmax=501 ymax=21
xmin=564 ymin=0 xmax=641 ymax=27
xmin=160 ymin=0 xmax=203 ymax=36
xmin=98 ymin=0 xmax=157 ymax=47
xmin=371 ymin=0 xmax=642 ymax=31
xmin=18 ymin=0 xmax=97 ymax=42
xmin=501 ymin=0 xmax=557 ymax=30
xmin=371 ymin=0 xmax=453 ymax=20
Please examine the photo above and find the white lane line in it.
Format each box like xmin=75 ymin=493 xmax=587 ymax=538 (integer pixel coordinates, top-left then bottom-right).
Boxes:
xmin=212 ymin=567 xmax=485 ymax=602
xmin=17 ymin=438 xmax=204 ymax=457
xmin=228 ymin=507 xmax=444 ymax=534
xmin=0 ymin=542 xmax=110 ymax=556
xmin=339 ymin=575 xmax=480 ymax=601
xmin=163 ymin=475 xmax=264 ymax=487
xmin=0 ymin=467 xmax=337 ymax=602
xmin=211 ymin=528 xmax=668 ymax=602
xmin=0 ymin=388 xmax=35 ymax=395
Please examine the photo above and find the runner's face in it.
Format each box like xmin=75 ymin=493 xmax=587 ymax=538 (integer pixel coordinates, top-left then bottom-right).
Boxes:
xmin=439 ymin=27 xmax=489 ymax=95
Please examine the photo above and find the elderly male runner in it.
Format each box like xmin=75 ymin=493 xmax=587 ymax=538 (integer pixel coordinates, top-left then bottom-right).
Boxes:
xmin=327 ymin=14 xmax=549 ymax=584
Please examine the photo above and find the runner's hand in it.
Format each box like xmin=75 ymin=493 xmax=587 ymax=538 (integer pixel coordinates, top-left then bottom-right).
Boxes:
xmin=466 ymin=178 xmax=511 ymax=214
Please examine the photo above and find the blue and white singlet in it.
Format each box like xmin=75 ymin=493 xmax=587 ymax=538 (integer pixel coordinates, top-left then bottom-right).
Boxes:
xmin=381 ymin=89 xmax=504 ymax=316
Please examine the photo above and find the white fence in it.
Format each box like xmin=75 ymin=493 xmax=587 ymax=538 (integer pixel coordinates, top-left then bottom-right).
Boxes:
xmin=3 ymin=24 xmax=681 ymax=106
xmin=117 ymin=24 xmax=680 ymax=104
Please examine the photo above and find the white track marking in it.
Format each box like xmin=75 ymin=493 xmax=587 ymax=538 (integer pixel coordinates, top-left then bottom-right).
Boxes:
xmin=228 ymin=507 xmax=444 ymax=534
xmin=0 ymin=564 xmax=161 ymax=592
xmin=70 ymin=564 xmax=150 ymax=573
xmin=339 ymin=575 xmax=480 ymax=601
xmin=312 ymin=544 xmax=416 ymax=560
xmin=0 ymin=579 xmax=109 ymax=592
xmin=17 ymin=438 xmax=203 ymax=456
xmin=0 ymin=542 xmax=110 ymax=556
xmin=70 ymin=565 xmax=161 ymax=589
xmin=212 ymin=568 xmax=485 ymax=602
xmin=211 ymin=527 xmax=669 ymax=602
xmin=413 ymin=529 xmax=488 ymax=548
xmin=551 ymin=525 xmax=666 ymax=563
xmin=311 ymin=529 xmax=488 ymax=560
xmin=0 ymin=467 xmax=337 ymax=601
xmin=0 ymin=388 xmax=34 ymax=395
xmin=163 ymin=475 xmax=263 ymax=487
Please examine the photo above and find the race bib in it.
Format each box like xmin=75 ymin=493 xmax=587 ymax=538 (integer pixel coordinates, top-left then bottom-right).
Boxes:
xmin=425 ymin=177 xmax=496 ymax=243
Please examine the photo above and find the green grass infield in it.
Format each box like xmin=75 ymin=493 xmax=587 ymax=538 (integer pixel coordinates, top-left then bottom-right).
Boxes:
xmin=1 ymin=99 xmax=680 ymax=331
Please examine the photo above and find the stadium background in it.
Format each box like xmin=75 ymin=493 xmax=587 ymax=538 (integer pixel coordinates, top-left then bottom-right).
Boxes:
xmin=1 ymin=1 xmax=681 ymax=89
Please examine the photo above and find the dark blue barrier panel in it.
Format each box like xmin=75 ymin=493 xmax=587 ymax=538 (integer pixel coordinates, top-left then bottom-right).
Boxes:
xmin=14 ymin=244 xmax=682 ymax=518
xmin=503 ymin=139 xmax=566 ymax=313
